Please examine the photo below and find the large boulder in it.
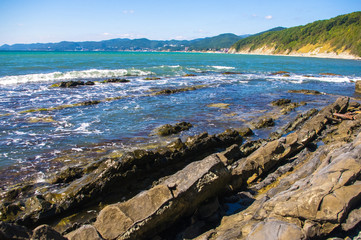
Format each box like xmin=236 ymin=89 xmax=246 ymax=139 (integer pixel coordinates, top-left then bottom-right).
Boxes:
xmin=94 ymin=154 xmax=231 ymax=240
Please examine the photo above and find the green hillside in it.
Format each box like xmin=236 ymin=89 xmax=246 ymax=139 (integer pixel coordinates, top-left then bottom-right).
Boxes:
xmin=231 ymin=11 xmax=361 ymax=57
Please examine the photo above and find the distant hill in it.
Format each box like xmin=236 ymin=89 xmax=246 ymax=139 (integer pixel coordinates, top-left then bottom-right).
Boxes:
xmin=229 ymin=11 xmax=361 ymax=58
xmin=0 ymin=33 xmax=249 ymax=52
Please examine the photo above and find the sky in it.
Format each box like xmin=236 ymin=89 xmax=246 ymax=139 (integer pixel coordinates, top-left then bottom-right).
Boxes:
xmin=0 ymin=0 xmax=360 ymax=45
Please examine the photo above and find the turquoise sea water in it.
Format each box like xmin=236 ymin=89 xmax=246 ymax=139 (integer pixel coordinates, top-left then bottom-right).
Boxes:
xmin=0 ymin=51 xmax=360 ymax=188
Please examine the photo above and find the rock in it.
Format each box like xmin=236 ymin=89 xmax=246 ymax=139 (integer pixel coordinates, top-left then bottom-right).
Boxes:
xmin=85 ymin=81 xmax=95 ymax=85
xmin=101 ymin=78 xmax=130 ymax=83
xmin=66 ymin=225 xmax=102 ymax=240
xmin=252 ymin=117 xmax=275 ymax=129
xmin=31 ymin=224 xmax=67 ymax=240
xmin=270 ymin=71 xmax=290 ymax=75
xmin=155 ymin=122 xmax=193 ymax=136
xmin=288 ymin=89 xmax=322 ymax=95
xmin=207 ymin=103 xmax=230 ymax=109
xmin=271 ymin=99 xmax=291 ymax=106
xmin=320 ymin=72 xmax=341 ymax=76
xmin=342 ymin=207 xmax=361 ymax=231
xmin=0 ymin=221 xmax=31 ymax=240
xmin=246 ymin=219 xmax=306 ymax=240
xmin=28 ymin=116 xmax=56 ymax=123
xmin=356 ymin=80 xmax=361 ymax=94
xmin=234 ymin=127 xmax=254 ymax=137
xmin=232 ymin=97 xmax=350 ymax=188
xmin=50 ymin=81 xmax=87 ymax=88
xmin=217 ymin=144 xmax=242 ymax=165
xmin=222 ymin=72 xmax=241 ymax=75
xmin=94 ymin=154 xmax=231 ymax=240
xmin=152 ymin=85 xmax=205 ymax=95
xmin=183 ymin=74 xmax=197 ymax=77
xmin=60 ymin=81 xmax=85 ymax=88
xmin=144 ymin=77 xmax=161 ymax=80
xmin=50 ymin=166 xmax=84 ymax=184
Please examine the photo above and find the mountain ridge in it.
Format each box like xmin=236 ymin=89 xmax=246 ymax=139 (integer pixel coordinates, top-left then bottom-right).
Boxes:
xmin=0 ymin=33 xmax=250 ymax=52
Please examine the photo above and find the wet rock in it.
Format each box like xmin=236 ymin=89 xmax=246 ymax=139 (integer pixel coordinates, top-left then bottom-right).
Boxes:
xmin=66 ymin=225 xmax=102 ymax=240
xmin=101 ymin=78 xmax=130 ymax=83
xmin=60 ymin=81 xmax=85 ymax=88
xmin=152 ymin=85 xmax=204 ymax=95
xmin=85 ymin=81 xmax=95 ymax=85
xmin=252 ymin=117 xmax=275 ymax=129
xmin=207 ymin=103 xmax=230 ymax=109
xmin=94 ymin=154 xmax=231 ymax=240
xmin=28 ymin=116 xmax=56 ymax=123
xmin=222 ymin=72 xmax=241 ymax=75
xmin=320 ymin=72 xmax=341 ymax=76
xmin=155 ymin=122 xmax=193 ymax=136
xmin=183 ymin=74 xmax=197 ymax=77
xmin=270 ymin=71 xmax=290 ymax=75
xmin=356 ymin=80 xmax=361 ymax=94
xmin=0 ymin=221 xmax=31 ymax=240
xmin=234 ymin=127 xmax=254 ymax=137
xmin=50 ymin=166 xmax=84 ymax=184
xmin=271 ymin=98 xmax=291 ymax=106
xmin=144 ymin=77 xmax=161 ymax=80
xmin=31 ymin=224 xmax=67 ymax=240
xmin=288 ymin=89 xmax=322 ymax=95
xmin=77 ymin=100 xmax=101 ymax=106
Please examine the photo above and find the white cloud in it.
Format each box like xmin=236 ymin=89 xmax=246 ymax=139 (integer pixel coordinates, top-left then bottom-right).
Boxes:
xmin=265 ymin=15 xmax=273 ymax=20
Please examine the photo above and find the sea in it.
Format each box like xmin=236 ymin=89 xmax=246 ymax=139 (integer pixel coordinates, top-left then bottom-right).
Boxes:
xmin=0 ymin=51 xmax=361 ymax=190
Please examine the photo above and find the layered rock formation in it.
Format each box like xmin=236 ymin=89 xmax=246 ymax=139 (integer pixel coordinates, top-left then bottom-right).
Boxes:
xmin=1 ymin=97 xmax=361 ymax=240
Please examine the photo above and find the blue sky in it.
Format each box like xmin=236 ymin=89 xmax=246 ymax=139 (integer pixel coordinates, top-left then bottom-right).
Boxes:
xmin=0 ymin=0 xmax=360 ymax=45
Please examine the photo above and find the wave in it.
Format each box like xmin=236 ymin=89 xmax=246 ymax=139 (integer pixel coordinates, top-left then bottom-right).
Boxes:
xmin=211 ymin=66 xmax=236 ymax=70
xmin=0 ymin=69 xmax=154 ymax=85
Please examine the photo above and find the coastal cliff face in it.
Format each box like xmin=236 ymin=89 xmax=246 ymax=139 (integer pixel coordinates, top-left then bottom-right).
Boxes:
xmin=1 ymin=96 xmax=361 ymax=239
xmin=229 ymin=11 xmax=361 ymax=60
xmin=228 ymin=45 xmax=360 ymax=60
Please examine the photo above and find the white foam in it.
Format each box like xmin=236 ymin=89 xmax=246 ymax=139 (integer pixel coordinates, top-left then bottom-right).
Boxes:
xmin=211 ymin=66 xmax=236 ymax=70
xmin=0 ymin=69 xmax=154 ymax=85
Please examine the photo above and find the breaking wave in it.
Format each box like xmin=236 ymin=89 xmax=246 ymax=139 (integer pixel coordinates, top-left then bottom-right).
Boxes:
xmin=0 ymin=69 xmax=154 ymax=85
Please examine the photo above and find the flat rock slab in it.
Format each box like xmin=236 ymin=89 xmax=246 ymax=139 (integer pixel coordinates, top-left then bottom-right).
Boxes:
xmin=93 ymin=154 xmax=231 ymax=240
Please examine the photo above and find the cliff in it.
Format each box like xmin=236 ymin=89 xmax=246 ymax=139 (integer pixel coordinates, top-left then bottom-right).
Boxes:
xmin=229 ymin=11 xmax=361 ymax=59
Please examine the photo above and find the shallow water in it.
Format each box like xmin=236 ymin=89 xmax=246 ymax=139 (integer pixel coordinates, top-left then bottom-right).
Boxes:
xmin=0 ymin=51 xmax=360 ymax=189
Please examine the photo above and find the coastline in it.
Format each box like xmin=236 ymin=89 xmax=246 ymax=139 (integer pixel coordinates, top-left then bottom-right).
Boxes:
xmin=227 ymin=48 xmax=361 ymax=60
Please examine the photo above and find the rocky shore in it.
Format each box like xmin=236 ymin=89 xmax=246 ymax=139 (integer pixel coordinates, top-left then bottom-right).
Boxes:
xmin=1 ymin=95 xmax=361 ymax=240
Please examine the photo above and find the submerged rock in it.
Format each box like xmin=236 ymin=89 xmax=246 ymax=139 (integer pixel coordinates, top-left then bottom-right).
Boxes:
xmin=288 ymin=89 xmax=322 ymax=95
xmin=144 ymin=77 xmax=161 ymax=80
xmin=207 ymin=103 xmax=230 ymax=109
xmin=155 ymin=122 xmax=193 ymax=136
xmin=271 ymin=98 xmax=291 ymax=106
xmin=270 ymin=71 xmax=290 ymax=75
xmin=101 ymin=78 xmax=130 ymax=83
xmin=252 ymin=117 xmax=275 ymax=129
